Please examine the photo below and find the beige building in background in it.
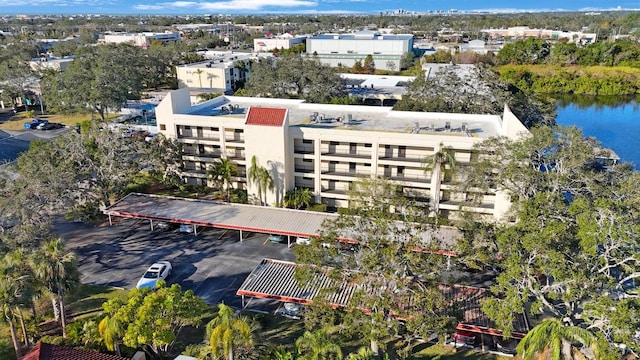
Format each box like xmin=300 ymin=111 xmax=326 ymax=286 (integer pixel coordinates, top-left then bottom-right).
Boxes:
xmin=156 ymin=88 xmax=528 ymax=221
xmin=175 ymin=52 xmax=253 ymax=93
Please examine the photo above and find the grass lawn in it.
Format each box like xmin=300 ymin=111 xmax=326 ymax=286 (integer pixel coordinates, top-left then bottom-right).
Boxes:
xmin=0 ymin=112 xmax=118 ymax=131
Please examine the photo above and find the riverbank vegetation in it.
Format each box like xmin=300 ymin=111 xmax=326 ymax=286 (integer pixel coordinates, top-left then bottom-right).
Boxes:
xmin=494 ymin=38 xmax=640 ymax=96
xmin=497 ymin=64 xmax=640 ymax=96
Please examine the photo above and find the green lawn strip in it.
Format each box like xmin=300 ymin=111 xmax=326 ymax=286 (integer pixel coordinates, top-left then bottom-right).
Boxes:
xmin=65 ymin=284 xmax=128 ymax=321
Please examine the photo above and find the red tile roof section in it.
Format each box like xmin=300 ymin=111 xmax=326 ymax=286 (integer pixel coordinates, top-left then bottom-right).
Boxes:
xmin=245 ymin=107 xmax=286 ymax=127
xmin=21 ymin=342 xmax=130 ymax=360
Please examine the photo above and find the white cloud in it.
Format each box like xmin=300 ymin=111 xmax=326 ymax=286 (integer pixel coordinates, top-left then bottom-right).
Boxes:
xmin=135 ymin=0 xmax=316 ymax=11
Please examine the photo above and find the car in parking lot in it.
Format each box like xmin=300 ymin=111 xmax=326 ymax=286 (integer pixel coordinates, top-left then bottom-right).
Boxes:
xmin=296 ymin=236 xmax=310 ymax=245
xmin=179 ymin=224 xmax=194 ymax=233
xmin=39 ymin=122 xmax=63 ymax=130
xmin=136 ymin=261 xmax=172 ymax=289
xmin=268 ymin=234 xmax=285 ymax=243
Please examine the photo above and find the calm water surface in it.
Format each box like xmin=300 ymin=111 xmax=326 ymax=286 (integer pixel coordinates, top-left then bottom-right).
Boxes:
xmin=555 ymin=98 xmax=640 ymax=170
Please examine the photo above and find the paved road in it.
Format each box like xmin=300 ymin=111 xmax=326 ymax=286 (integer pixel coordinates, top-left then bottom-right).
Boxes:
xmin=54 ymin=218 xmax=296 ymax=309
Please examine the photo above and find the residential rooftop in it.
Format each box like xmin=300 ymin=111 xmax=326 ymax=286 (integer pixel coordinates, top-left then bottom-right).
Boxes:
xmin=183 ymin=95 xmax=507 ymax=138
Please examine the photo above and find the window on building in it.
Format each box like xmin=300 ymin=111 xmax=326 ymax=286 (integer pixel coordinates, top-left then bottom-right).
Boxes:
xmin=364 ymin=143 xmax=372 ymax=148
xmin=184 ymin=126 xmax=191 ymax=130
xmin=349 ymin=162 xmax=356 ymax=173
xmin=159 ymin=124 xmax=166 ymax=130
xmin=211 ymin=127 xmax=219 ymax=131
xmin=234 ymin=129 xmax=243 ymax=133
xmin=303 ymin=159 xmax=312 ymax=163
xmin=303 ymin=139 xmax=313 ymax=144
xmin=397 ymin=166 xmax=404 ymax=176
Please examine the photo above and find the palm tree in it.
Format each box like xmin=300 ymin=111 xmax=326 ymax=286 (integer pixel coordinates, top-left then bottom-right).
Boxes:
xmin=346 ymin=347 xmax=375 ymax=360
xmin=295 ymin=328 xmax=343 ymax=360
xmin=0 ymin=250 xmax=35 ymax=359
xmin=248 ymin=156 xmax=274 ymax=206
xmin=31 ymin=238 xmax=80 ymax=338
xmin=517 ymin=318 xmax=597 ymax=360
xmin=98 ymin=315 xmax=124 ymax=357
xmin=207 ymin=158 xmax=238 ymax=201
xmin=207 ymin=303 xmax=255 ymax=360
xmin=285 ymin=188 xmax=313 ymax=209
xmin=257 ymin=167 xmax=275 ymax=206
xmin=422 ymin=143 xmax=457 ymax=213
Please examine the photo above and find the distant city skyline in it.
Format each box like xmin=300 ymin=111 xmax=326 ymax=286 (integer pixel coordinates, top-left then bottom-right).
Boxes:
xmin=0 ymin=0 xmax=638 ymax=16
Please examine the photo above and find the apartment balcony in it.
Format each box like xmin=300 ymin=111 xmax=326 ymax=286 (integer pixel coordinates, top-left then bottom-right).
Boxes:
xmin=320 ymin=188 xmax=350 ymax=199
xmin=439 ymin=200 xmax=495 ymax=214
xmin=181 ymin=168 xmax=208 ymax=178
xmin=178 ymin=135 xmax=221 ymax=143
xmin=386 ymin=174 xmax=431 ymax=186
xmin=321 ymin=151 xmax=371 ymax=161
xmin=378 ymin=155 xmax=423 ymax=165
xmin=294 ymin=166 xmax=315 ymax=176
xmin=182 ymin=152 xmax=222 ymax=162
xmin=321 ymin=170 xmax=370 ymax=180
xmin=294 ymin=146 xmax=315 ymax=155
xmin=225 ymin=136 xmax=245 ymax=144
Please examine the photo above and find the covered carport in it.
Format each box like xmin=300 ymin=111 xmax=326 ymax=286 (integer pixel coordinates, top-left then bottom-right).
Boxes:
xmin=103 ymin=193 xmax=338 ymax=247
xmin=237 ymin=258 xmax=530 ymax=345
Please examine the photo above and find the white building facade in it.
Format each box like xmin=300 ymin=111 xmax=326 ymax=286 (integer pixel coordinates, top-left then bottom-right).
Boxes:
xmin=101 ymin=32 xmax=180 ymax=48
xmin=253 ymin=33 xmax=307 ymax=52
xmin=306 ymin=30 xmax=414 ymax=70
xmin=175 ymin=52 xmax=252 ymax=93
xmin=156 ymin=88 xmax=529 ymax=221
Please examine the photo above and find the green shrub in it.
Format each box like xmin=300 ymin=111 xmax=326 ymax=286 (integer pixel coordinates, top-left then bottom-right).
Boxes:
xmin=306 ymin=203 xmax=327 ymax=212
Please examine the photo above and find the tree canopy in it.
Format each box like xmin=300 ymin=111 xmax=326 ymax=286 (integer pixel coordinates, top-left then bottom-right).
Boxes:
xmin=294 ymin=177 xmax=460 ymax=356
xmin=41 ymin=43 xmax=144 ymax=120
xmin=394 ymin=65 xmax=553 ymax=128
xmin=457 ymin=125 xmax=640 ymax=357
xmin=245 ymin=54 xmax=346 ymax=104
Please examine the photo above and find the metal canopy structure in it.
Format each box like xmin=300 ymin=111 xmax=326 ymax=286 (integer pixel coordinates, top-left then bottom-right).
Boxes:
xmin=237 ymin=258 xmax=530 ymax=339
xmin=103 ymin=193 xmax=338 ymax=245
xmin=103 ymin=193 xmax=462 ymax=253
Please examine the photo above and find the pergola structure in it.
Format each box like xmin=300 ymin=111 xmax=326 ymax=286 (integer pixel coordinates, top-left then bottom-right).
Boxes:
xmin=237 ymin=258 xmax=531 ymax=340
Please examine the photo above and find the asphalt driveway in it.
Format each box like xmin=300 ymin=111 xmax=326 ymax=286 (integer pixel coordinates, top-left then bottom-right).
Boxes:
xmin=54 ymin=218 xmax=296 ymax=308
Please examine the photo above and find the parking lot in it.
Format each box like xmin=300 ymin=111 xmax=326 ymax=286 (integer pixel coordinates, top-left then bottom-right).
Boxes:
xmin=54 ymin=218 xmax=296 ymax=308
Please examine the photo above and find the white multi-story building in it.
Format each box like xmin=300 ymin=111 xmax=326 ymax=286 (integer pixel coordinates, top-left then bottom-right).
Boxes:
xmin=156 ymin=88 xmax=528 ymax=221
xmin=482 ymin=26 xmax=597 ymax=44
xmin=100 ymin=31 xmax=180 ymax=48
xmin=253 ymin=33 xmax=307 ymax=52
xmin=175 ymin=52 xmax=253 ymax=93
xmin=306 ymin=30 xmax=413 ymax=70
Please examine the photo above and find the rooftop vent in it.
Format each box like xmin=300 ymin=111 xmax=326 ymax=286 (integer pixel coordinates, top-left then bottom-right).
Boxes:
xmin=445 ymin=121 xmax=451 ymax=131
xmin=461 ymin=122 xmax=468 ymax=133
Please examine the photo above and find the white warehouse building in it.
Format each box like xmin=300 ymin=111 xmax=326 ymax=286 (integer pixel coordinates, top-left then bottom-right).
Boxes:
xmin=306 ymin=30 xmax=414 ymax=70
xmin=156 ymin=88 xmax=528 ymax=221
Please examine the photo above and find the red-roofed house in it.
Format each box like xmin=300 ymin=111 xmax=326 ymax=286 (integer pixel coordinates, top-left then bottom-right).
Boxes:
xmin=245 ymin=107 xmax=287 ymax=127
xmin=21 ymin=342 xmax=130 ymax=360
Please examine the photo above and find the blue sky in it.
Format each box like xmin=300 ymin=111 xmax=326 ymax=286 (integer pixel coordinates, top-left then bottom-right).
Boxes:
xmin=0 ymin=0 xmax=638 ymax=15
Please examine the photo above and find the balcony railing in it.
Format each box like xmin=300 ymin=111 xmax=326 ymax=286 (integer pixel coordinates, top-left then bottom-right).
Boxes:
xmin=183 ymin=152 xmax=222 ymax=158
xmin=378 ymin=155 xmax=423 ymax=163
xmin=387 ymin=174 xmax=430 ymax=184
xmin=321 ymin=188 xmax=349 ymax=195
xmin=321 ymin=151 xmax=371 ymax=159
xmin=295 ymin=167 xmax=314 ymax=174
xmin=179 ymin=135 xmax=221 ymax=141
xmin=321 ymin=170 xmax=370 ymax=178
xmin=294 ymin=147 xmax=314 ymax=154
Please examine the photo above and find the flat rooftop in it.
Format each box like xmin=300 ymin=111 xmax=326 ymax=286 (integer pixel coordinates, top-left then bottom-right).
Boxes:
xmin=183 ymin=95 xmax=504 ymax=138
xmin=177 ymin=53 xmax=254 ymax=70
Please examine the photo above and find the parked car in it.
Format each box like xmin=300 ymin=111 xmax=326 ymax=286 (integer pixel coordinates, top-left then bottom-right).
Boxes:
xmin=179 ymin=224 xmax=194 ymax=233
xmin=24 ymin=118 xmax=47 ymax=129
xmin=280 ymin=302 xmax=304 ymax=319
xmin=40 ymin=122 xmax=62 ymax=130
xmin=452 ymin=330 xmax=476 ymax=345
xmin=36 ymin=121 xmax=50 ymax=130
xmin=495 ymin=338 xmax=519 ymax=355
xmin=269 ymin=234 xmax=285 ymax=243
xmin=136 ymin=261 xmax=172 ymax=289
xmin=296 ymin=236 xmax=310 ymax=245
